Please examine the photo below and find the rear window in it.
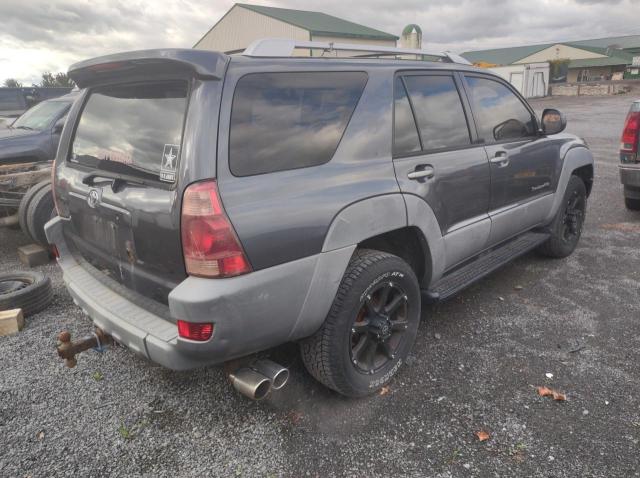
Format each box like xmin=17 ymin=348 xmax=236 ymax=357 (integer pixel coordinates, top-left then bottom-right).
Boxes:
xmin=229 ymin=72 xmax=367 ymax=177
xmin=70 ymin=81 xmax=188 ymax=183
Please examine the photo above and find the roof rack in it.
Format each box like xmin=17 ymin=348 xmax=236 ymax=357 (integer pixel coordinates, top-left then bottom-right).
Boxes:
xmin=242 ymin=38 xmax=471 ymax=65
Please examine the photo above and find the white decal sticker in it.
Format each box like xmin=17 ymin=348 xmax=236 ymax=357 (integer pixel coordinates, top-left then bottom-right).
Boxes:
xmin=160 ymin=144 xmax=179 ymax=182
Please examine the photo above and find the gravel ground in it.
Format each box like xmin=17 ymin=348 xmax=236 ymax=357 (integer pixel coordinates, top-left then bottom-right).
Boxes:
xmin=1 ymin=93 xmax=640 ymax=477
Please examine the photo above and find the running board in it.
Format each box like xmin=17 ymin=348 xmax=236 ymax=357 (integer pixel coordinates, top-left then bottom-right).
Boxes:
xmin=423 ymin=231 xmax=550 ymax=303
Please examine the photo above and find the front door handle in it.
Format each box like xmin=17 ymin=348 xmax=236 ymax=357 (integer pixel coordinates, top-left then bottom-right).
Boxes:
xmin=490 ymin=151 xmax=510 ymax=168
xmin=408 ymin=166 xmax=435 ymax=180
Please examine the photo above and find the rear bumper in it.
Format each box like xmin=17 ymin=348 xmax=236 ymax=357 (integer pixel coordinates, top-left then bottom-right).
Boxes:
xmin=45 ymin=216 xmax=353 ymax=370
xmin=619 ymin=164 xmax=640 ymax=190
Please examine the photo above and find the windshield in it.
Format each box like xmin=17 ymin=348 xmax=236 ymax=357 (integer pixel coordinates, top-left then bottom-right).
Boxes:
xmin=12 ymin=100 xmax=71 ymax=130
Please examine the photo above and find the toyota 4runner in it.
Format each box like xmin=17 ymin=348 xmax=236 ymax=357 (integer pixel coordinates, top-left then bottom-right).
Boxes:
xmin=46 ymin=40 xmax=594 ymax=399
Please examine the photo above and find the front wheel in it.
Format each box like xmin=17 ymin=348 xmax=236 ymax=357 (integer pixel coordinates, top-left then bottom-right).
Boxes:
xmin=538 ymin=175 xmax=587 ymax=258
xmin=300 ymin=249 xmax=421 ymax=397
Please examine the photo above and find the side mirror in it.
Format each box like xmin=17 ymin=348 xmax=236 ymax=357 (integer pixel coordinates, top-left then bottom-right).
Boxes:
xmin=53 ymin=118 xmax=65 ymax=134
xmin=493 ymin=118 xmax=527 ymax=141
xmin=541 ymin=108 xmax=566 ymax=135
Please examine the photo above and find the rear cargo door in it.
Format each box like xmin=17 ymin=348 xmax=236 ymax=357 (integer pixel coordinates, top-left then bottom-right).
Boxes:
xmin=61 ymin=81 xmax=190 ymax=305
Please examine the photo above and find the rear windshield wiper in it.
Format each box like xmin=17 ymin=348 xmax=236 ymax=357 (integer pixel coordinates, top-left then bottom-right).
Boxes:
xmin=82 ymin=173 xmax=145 ymax=193
xmin=15 ymin=125 xmax=34 ymax=130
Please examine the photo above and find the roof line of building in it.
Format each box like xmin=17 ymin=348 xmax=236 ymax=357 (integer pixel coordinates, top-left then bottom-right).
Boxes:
xmin=463 ymin=32 xmax=640 ymax=57
xmin=236 ymin=3 xmax=399 ymax=40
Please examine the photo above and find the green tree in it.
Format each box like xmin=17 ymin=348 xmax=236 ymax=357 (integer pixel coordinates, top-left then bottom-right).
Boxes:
xmin=40 ymin=72 xmax=75 ymax=88
xmin=3 ymin=78 xmax=23 ymax=88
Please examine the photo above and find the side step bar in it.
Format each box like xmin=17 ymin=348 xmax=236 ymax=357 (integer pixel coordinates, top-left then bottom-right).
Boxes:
xmin=423 ymin=231 xmax=550 ymax=303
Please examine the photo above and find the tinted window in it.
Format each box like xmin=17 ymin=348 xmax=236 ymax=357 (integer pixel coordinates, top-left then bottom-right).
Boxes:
xmin=70 ymin=81 xmax=187 ymax=183
xmin=230 ymin=72 xmax=367 ymax=177
xmin=465 ymin=76 xmax=536 ymax=143
xmin=393 ymin=78 xmax=421 ymax=155
xmin=403 ymin=75 xmax=470 ymax=151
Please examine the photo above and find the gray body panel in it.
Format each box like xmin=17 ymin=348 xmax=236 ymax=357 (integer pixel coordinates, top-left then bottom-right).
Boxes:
xmin=46 ymin=216 xmax=354 ymax=368
xmin=48 ymin=49 xmax=594 ymax=369
xmin=216 ymin=60 xmax=400 ymax=270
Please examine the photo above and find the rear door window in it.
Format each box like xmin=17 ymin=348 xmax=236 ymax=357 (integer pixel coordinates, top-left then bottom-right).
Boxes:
xmin=402 ymin=75 xmax=471 ymax=151
xmin=70 ymin=81 xmax=188 ymax=183
xmin=393 ymin=77 xmax=421 ymax=155
xmin=229 ymin=72 xmax=367 ymax=177
xmin=464 ymin=76 xmax=537 ymax=143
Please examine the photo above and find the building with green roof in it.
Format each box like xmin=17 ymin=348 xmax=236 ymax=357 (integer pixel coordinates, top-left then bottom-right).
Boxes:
xmin=462 ymin=35 xmax=640 ymax=83
xmin=194 ymin=3 xmax=398 ymax=55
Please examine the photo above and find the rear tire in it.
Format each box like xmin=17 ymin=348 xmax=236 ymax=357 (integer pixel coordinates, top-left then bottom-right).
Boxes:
xmin=18 ymin=180 xmax=50 ymax=242
xmin=0 ymin=272 xmax=53 ymax=317
xmin=538 ymin=175 xmax=587 ymax=258
xmin=624 ymin=197 xmax=640 ymax=211
xmin=300 ymin=249 xmax=421 ymax=397
xmin=26 ymin=184 xmax=55 ymax=246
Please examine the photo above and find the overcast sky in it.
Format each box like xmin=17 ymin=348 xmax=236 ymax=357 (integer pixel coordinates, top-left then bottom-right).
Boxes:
xmin=1 ymin=0 xmax=639 ymax=85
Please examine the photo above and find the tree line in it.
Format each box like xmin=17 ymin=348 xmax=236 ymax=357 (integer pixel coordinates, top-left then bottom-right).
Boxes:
xmin=3 ymin=72 xmax=75 ymax=88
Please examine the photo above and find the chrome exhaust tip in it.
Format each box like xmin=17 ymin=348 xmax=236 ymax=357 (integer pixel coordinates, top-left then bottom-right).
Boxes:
xmin=228 ymin=368 xmax=272 ymax=400
xmin=251 ymin=359 xmax=289 ymax=390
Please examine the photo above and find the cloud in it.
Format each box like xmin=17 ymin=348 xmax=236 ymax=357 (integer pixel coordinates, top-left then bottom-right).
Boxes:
xmin=1 ymin=0 xmax=639 ymax=85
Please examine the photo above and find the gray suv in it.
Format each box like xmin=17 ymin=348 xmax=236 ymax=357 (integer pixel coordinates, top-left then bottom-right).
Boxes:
xmin=46 ymin=41 xmax=594 ymax=398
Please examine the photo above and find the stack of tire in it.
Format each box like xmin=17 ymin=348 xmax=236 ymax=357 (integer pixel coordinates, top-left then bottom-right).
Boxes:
xmin=18 ymin=180 xmax=56 ymax=246
xmin=0 ymin=180 xmax=56 ymax=318
xmin=0 ymin=272 xmax=53 ymax=317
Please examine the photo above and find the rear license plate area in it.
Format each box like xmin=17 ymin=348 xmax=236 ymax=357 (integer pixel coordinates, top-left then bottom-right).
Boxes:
xmin=68 ymin=193 xmax=135 ymax=263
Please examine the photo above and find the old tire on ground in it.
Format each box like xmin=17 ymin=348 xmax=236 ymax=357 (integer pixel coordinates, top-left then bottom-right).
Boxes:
xmin=0 ymin=272 xmax=53 ymax=317
xmin=300 ymin=249 xmax=421 ymax=397
xmin=18 ymin=180 xmax=51 ymax=242
xmin=538 ymin=175 xmax=587 ymax=258
xmin=26 ymin=184 xmax=55 ymax=246
xmin=624 ymin=197 xmax=640 ymax=211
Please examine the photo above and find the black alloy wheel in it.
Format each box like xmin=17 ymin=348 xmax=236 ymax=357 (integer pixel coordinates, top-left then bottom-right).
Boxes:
xmin=561 ymin=188 xmax=585 ymax=243
xmin=350 ymin=280 xmax=409 ymax=374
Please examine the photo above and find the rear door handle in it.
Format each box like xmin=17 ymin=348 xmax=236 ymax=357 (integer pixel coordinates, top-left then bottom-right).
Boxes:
xmin=407 ymin=166 xmax=435 ymax=180
xmin=490 ymin=151 xmax=510 ymax=168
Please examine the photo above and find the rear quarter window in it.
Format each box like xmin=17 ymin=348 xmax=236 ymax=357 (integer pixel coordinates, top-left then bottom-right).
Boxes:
xmin=229 ymin=72 xmax=368 ymax=177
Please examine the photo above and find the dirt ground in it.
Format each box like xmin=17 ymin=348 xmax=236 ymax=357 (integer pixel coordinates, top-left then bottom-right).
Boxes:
xmin=1 ymin=93 xmax=639 ymax=477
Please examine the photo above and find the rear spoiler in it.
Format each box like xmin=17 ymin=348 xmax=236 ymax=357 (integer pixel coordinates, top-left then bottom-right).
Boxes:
xmin=68 ymin=49 xmax=229 ymax=88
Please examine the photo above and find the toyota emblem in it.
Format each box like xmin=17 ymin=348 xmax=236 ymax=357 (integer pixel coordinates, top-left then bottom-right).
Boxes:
xmin=87 ymin=189 xmax=100 ymax=208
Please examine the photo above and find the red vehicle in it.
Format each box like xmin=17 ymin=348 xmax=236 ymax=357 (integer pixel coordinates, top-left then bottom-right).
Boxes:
xmin=620 ymin=100 xmax=640 ymax=210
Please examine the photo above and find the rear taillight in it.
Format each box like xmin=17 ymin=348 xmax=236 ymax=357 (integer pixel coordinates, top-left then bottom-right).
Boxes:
xmin=177 ymin=320 xmax=213 ymax=341
xmin=620 ymin=110 xmax=640 ymax=160
xmin=181 ymin=180 xmax=252 ymax=278
xmin=50 ymin=159 xmax=69 ymax=217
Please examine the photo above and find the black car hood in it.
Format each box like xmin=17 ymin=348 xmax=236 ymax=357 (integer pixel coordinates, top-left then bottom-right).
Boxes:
xmin=0 ymin=128 xmax=40 ymax=140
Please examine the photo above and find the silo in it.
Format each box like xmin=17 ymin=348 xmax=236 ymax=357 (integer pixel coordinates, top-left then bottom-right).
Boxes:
xmin=401 ymin=24 xmax=422 ymax=49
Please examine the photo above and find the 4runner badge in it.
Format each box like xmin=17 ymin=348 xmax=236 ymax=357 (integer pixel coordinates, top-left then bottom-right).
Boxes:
xmin=160 ymin=144 xmax=179 ymax=182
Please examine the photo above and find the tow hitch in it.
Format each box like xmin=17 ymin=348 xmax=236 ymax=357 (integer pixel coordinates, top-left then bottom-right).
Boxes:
xmin=56 ymin=328 xmax=112 ymax=368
